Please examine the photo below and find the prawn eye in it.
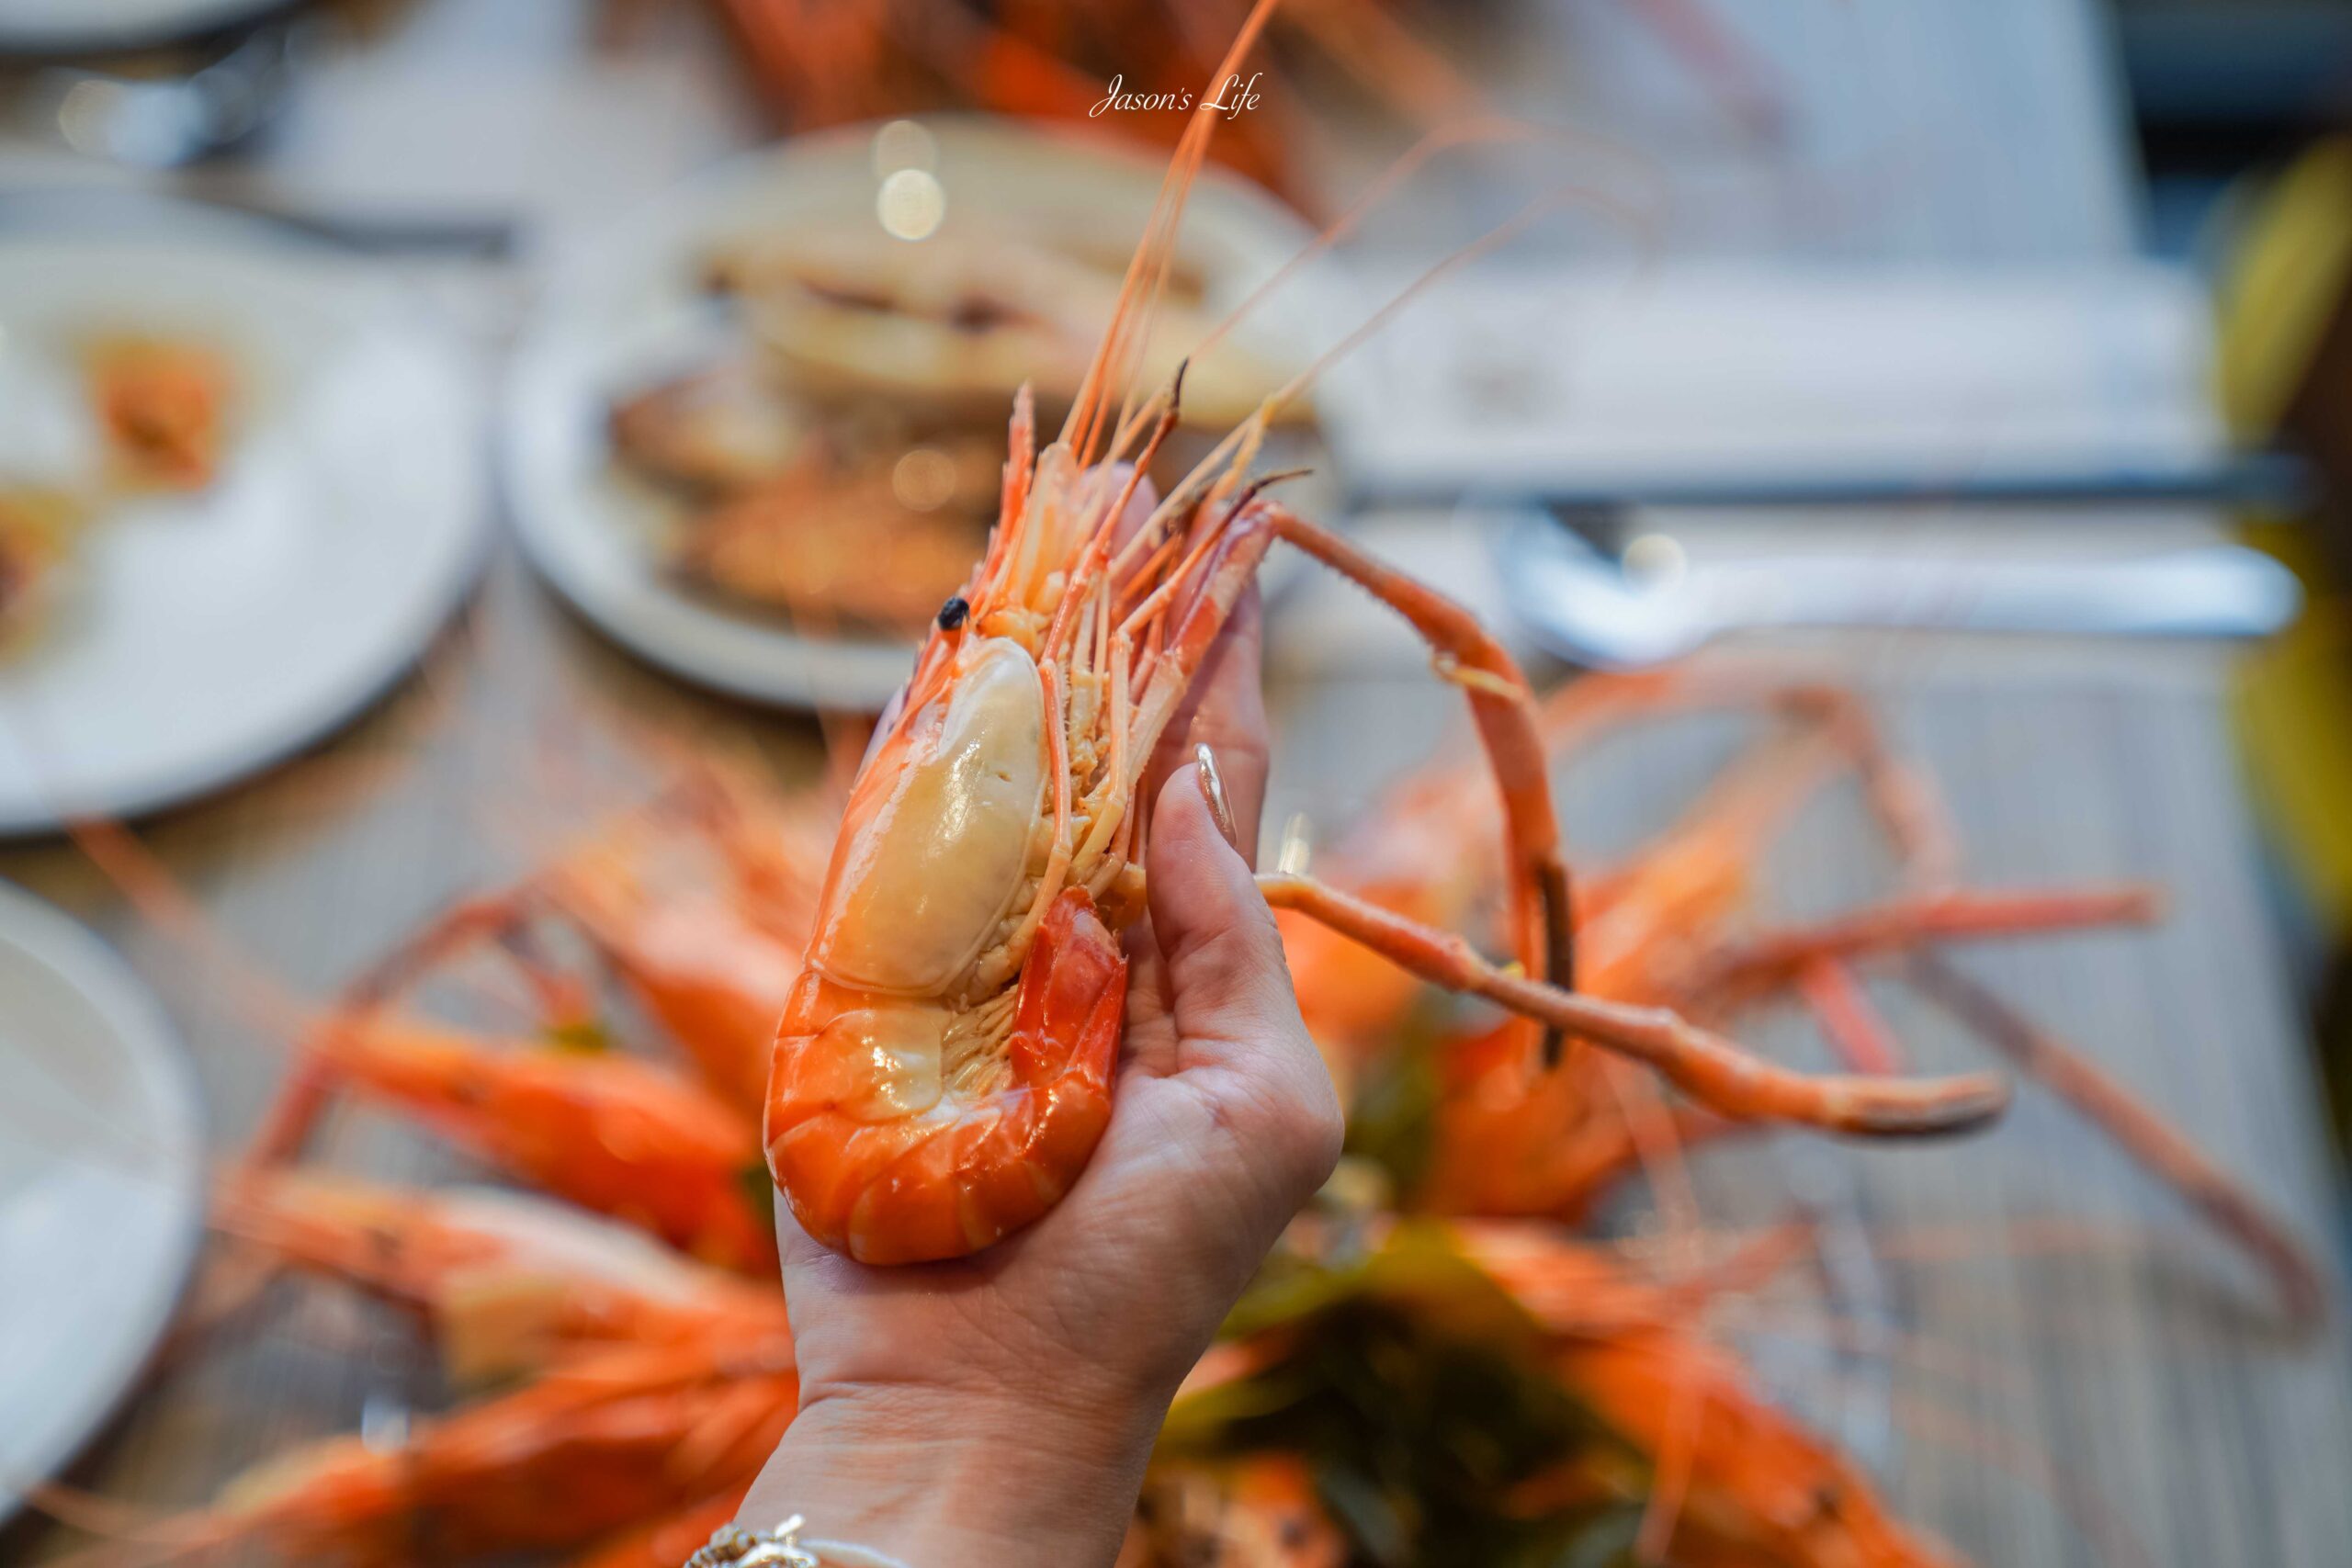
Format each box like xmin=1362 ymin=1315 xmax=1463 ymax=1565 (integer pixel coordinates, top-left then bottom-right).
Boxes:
xmin=936 ymin=595 xmax=970 ymax=631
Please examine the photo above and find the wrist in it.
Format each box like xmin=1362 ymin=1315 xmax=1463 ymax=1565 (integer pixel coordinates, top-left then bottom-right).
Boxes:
xmin=739 ymin=1377 xmax=1159 ymax=1567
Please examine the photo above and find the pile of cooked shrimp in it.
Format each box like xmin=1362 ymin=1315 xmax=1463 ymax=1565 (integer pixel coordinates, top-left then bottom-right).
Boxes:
xmin=31 ymin=660 xmax=2321 ymax=1566
xmin=33 ymin=9 xmax=2329 ymax=1557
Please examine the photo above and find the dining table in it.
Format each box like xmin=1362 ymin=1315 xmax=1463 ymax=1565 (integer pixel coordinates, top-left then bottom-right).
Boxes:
xmin=4 ymin=1 xmax=2350 ymax=1563
xmin=1 ymin=517 xmax=2348 ymax=1566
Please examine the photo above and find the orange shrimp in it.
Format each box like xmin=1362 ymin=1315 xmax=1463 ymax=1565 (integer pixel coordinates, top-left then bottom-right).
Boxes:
xmin=1282 ymin=669 xmax=1939 ymax=1077
xmin=301 ymin=773 xmax=834 ymax=1127
xmin=46 ymin=1348 xmax=796 ymax=1566
xmin=1470 ymin=1221 xmax=1961 ymax=1566
xmin=1305 ymin=672 xmax=2322 ymax=1322
xmin=1281 ymin=671 xmax=2129 ymax=1221
xmin=305 ymin=1014 xmax=774 ymax=1271
xmin=1510 ymin=1331 xmax=1971 ymax=1568
xmin=213 ymin=1172 xmax=790 ymax=1382
xmin=759 ymin=363 xmax=1603 ymax=1265
xmin=764 ymin=9 xmax=2007 ymax=1263
xmin=1416 ymin=727 xmax=1865 ymax=1221
xmin=765 ymin=4 xmax=1560 ymax=1265
xmin=537 ymin=790 xmax=830 ymax=1117
xmin=1173 ymin=1217 xmax=1963 ymax=1567
xmin=1120 ymin=1455 xmax=1348 ymax=1567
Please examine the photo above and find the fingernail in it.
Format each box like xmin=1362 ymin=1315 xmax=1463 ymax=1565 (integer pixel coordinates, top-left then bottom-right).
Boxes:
xmin=1194 ymin=742 xmax=1239 ymax=851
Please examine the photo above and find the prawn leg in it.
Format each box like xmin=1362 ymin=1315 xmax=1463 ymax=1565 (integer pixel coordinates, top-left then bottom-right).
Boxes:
xmin=244 ymin=888 xmax=587 ymax=1170
xmin=1258 ymin=871 xmax=2008 ymax=1138
xmin=1139 ymin=499 xmax=1575 ymax=1051
xmin=1692 ymin=885 xmax=2165 ymax=1003
xmin=1907 ymin=953 xmax=2328 ymax=1329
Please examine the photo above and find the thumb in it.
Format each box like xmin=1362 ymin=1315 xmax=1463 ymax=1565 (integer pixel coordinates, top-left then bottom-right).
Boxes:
xmin=1146 ymin=763 xmax=1307 ymax=1061
xmin=1146 ymin=766 xmax=1343 ymax=1209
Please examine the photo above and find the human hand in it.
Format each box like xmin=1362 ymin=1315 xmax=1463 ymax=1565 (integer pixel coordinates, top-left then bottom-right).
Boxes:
xmin=739 ymin=512 xmax=1341 ymax=1566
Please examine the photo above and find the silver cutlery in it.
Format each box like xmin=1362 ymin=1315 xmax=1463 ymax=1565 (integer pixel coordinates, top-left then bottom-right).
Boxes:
xmin=1498 ymin=512 xmax=2303 ymax=668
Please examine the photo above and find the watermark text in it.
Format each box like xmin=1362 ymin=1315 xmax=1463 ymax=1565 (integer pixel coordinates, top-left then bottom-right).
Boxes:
xmin=1091 ymin=73 xmax=1264 ymax=120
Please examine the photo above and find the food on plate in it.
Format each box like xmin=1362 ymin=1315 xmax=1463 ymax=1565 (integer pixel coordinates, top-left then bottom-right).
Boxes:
xmin=608 ymin=360 xmax=811 ymax=500
xmin=675 ymin=440 xmax=1000 ymax=628
xmin=602 ymin=206 xmax=1308 ymax=640
xmin=86 ymin=334 xmax=236 ymax=491
xmin=0 ymin=486 xmax=82 ymax=649
xmin=607 ymin=359 xmax=1001 ymax=633
xmin=710 ymin=225 xmax=1300 ymax=427
xmin=0 ymin=335 xmax=240 ymax=654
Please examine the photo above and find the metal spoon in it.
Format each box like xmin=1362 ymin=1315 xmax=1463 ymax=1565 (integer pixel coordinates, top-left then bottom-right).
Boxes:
xmin=1498 ymin=512 xmax=2303 ymax=669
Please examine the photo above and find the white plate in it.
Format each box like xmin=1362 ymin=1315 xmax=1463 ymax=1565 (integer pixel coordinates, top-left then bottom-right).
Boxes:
xmin=506 ymin=118 xmax=1329 ymax=711
xmin=0 ymin=879 xmax=203 ymax=1523
xmin=0 ymin=0 xmax=288 ymax=54
xmin=0 ymin=211 xmax=488 ymax=833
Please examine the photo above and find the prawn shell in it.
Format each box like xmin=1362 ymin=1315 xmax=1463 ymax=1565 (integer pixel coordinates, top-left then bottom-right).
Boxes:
xmin=766 ymin=886 xmax=1125 ymax=1263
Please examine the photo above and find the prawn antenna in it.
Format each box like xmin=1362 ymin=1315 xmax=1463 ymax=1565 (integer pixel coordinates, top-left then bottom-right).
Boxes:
xmin=1063 ymin=0 xmax=1285 ymax=464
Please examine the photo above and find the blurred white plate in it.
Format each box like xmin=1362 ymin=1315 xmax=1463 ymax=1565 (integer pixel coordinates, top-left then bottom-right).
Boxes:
xmin=506 ymin=117 xmax=1328 ymax=711
xmin=0 ymin=879 xmax=202 ymax=1523
xmin=0 ymin=210 xmax=487 ymax=833
xmin=0 ymin=0 xmax=287 ymax=54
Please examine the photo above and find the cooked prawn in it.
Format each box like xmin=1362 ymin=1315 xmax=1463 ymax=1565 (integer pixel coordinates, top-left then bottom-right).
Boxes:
xmin=304 ymin=1013 xmax=773 ymax=1271
xmin=213 ymin=1172 xmax=790 ymax=1383
xmin=1119 ymin=1455 xmax=1347 ymax=1567
xmin=43 ymin=1348 xmax=796 ymax=1567
xmin=765 ymin=6 xmax=2007 ymax=1264
xmin=1170 ymin=1216 xmax=1964 ymax=1568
